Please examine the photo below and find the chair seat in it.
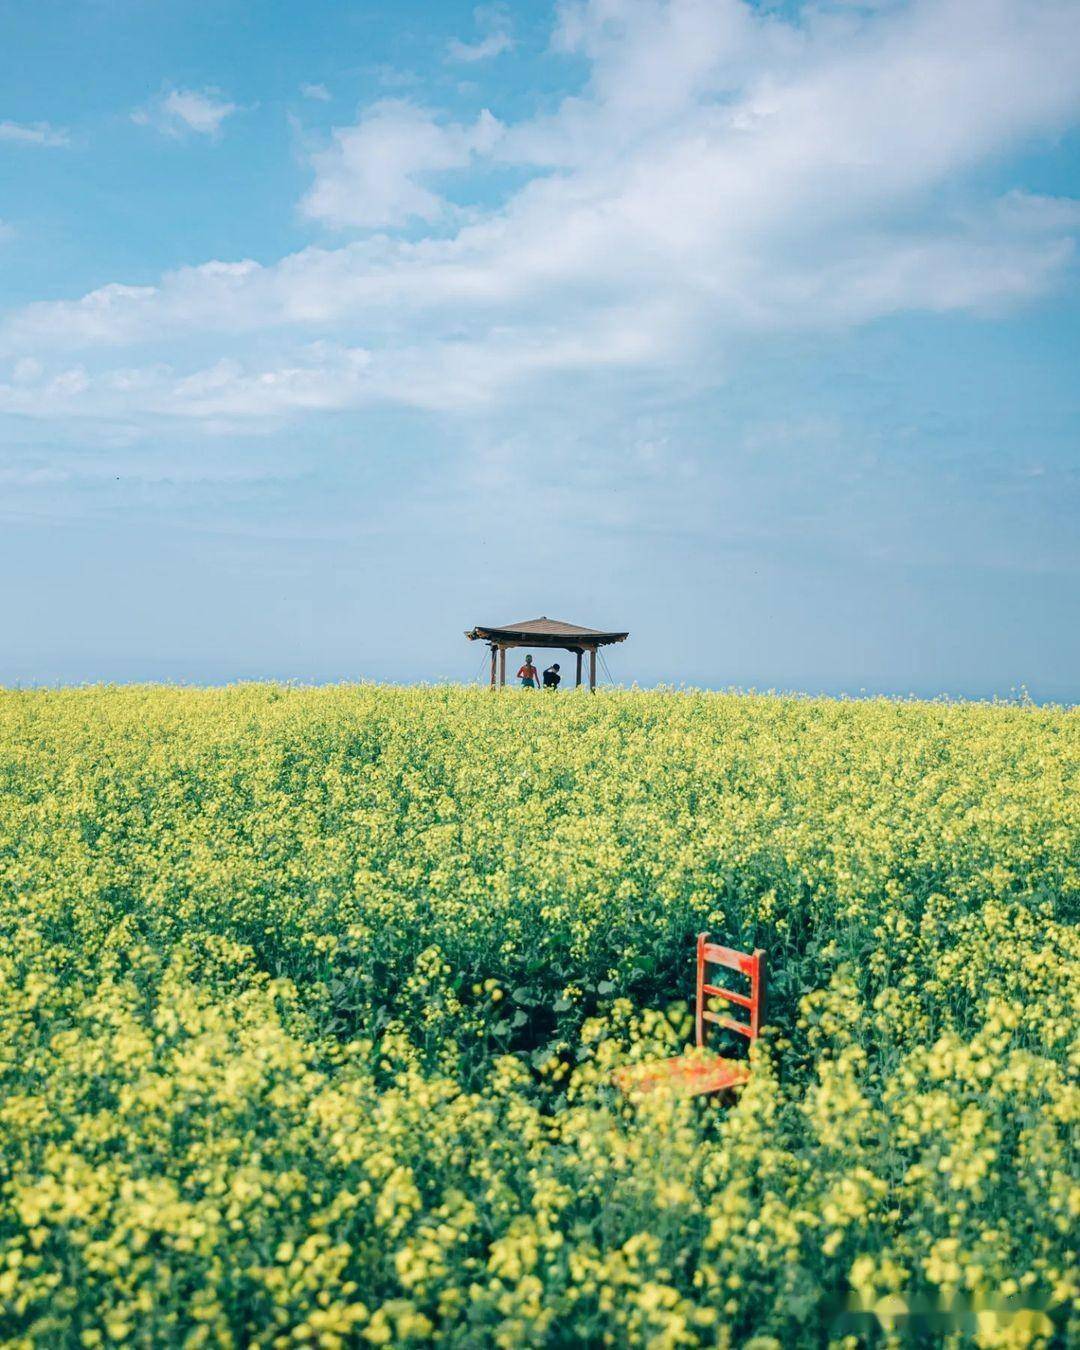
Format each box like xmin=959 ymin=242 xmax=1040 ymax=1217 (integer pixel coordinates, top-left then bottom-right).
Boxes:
xmin=614 ymin=1052 xmax=751 ymax=1098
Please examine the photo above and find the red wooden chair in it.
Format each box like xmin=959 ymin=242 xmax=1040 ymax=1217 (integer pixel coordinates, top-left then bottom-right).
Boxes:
xmin=614 ymin=933 xmax=766 ymax=1098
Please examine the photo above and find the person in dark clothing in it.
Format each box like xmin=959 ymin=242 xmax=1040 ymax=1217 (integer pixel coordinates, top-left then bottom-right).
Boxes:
xmin=543 ymin=662 xmax=561 ymax=689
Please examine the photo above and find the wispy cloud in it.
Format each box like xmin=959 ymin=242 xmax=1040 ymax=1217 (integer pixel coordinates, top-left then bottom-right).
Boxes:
xmin=446 ymin=4 xmax=514 ymax=62
xmin=300 ymin=82 xmax=332 ymax=103
xmin=132 ymin=87 xmax=239 ymax=138
xmin=0 ymin=118 xmax=70 ymax=147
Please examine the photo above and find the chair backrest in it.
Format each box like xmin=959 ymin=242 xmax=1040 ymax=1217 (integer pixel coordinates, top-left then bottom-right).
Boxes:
xmin=695 ymin=932 xmax=766 ymax=1051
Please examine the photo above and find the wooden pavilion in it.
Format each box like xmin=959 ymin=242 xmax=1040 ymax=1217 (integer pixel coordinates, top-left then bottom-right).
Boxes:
xmin=466 ymin=616 xmax=629 ymax=690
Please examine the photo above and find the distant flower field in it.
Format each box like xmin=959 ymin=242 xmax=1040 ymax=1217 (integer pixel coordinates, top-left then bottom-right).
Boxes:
xmin=0 ymin=684 xmax=1076 ymax=1348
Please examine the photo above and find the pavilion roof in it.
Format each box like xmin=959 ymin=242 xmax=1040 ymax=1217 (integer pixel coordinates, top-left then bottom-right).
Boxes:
xmin=465 ymin=616 xmax=629 ymax=648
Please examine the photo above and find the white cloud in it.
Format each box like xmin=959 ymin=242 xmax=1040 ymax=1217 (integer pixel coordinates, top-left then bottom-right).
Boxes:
xmin=448 ymin=4 xmax=515 ymax=62
xmin=300 ymin=82 xmax=332 ymax=102
xmin=990 ymin=190 xmax=1080 ymax=233
xmin=0 ymin=465 xmax=71 ymax=488
xmin=301 ymin=101 xmax=503 ymax=228
xmin=447 ymin=31 xmax=514 ymax=63
xmin=0 ymin=119 xmax=69 ymax=147
xmin=447 ymin=4 xmax=515 ymax=62
xmin=12 ymin=357 xmax=43 ymax=383
xmin=5 ymin=0 xmax=1080 ymax=426
xmin=132 ymin=87 xmax=239 ymax=138
xmin=0 ymin=310 xmax=658 ymax=423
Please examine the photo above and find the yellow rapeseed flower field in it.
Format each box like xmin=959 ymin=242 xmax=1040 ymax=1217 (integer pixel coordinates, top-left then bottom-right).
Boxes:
xmin=0 ymin=684 xmax=1076 ymax=1347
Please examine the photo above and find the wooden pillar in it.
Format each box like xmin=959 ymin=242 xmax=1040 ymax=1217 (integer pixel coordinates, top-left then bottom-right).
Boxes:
xmin=489 ymin=645 xmax=497 ymax=688
xmin=575 ymin=650 xmax=583 ymax=688
xmin=588 ymin=648 xmax=596 ymax=692
xmin=499 ymin=646 xmax=506 ymax=686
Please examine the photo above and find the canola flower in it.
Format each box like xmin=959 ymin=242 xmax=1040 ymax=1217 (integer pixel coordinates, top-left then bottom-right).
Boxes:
xmin=0 ymin=683 xmax=1076 ymax=1347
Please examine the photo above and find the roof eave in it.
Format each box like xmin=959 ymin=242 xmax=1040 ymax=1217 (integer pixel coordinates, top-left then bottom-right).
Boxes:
xmin=466 ymin=626 xmax=629 ymax=648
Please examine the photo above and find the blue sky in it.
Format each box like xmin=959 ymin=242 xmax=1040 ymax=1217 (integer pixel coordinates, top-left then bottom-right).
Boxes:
xmin=1 ymin=0 xmax=1078 ymax=699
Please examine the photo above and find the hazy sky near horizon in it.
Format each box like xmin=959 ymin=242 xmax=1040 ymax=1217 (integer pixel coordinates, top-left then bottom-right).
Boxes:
xmin=1 ymin=0 xmax=1078 ymax=699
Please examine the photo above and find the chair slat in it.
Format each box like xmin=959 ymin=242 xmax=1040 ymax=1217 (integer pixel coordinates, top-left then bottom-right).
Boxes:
xmin=702 ymin=982 xmax=752 ymax=1009
xmin=702 ymin=942 xmax=756 ymax=976
xmin=702 ymin=1010 xmax=753 ymax=1038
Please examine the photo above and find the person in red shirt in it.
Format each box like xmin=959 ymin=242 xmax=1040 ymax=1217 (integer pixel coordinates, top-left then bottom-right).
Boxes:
xmin=517 ymin=655 xmax=540 ymax=688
